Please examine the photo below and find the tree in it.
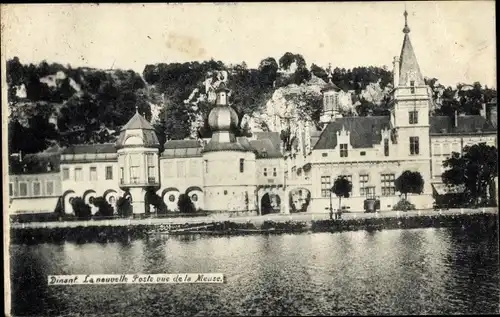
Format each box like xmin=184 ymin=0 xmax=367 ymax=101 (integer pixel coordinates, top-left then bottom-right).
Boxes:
xmin=178 ymin=194 xmax=196 ymax=213
xmin=117 ymin=196 xmax=133 ymax=218
xmin=71 ymin=197 xmax=92 ymax=220
xmin=395 ymin=170 xmax=424 ymax=200
xmin=258 ymin=57 xmax=278 ymax=88
xmin=442 ymin=143 xmax=498 ymax=206
xmin=331 ymin=176 xmax=352 ymax=219
xmin=92 ymin=196 xmax=114 ymax=218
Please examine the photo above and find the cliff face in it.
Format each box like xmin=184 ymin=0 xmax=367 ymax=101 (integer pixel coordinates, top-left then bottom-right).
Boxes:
xmin=6 ymin=57 xmax=414 ymax=155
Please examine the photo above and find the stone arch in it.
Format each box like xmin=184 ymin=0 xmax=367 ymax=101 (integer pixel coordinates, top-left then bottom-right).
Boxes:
xmin=257 ymin=186 xmax=283 ymax=215
xmin=288 ymin=187 xmax=311 ymax=213
xmin=185 ymin=186 xmax=203 ymax=195
xmin=161 ymin=187 xmax=180 ymax=211
xmin=185 ymin=186 xmax=203 ymax=210
xmin=62 ymin=190 xmax=77 ymax=215
xmin=83 ymin=189 xmax=97 ymax=205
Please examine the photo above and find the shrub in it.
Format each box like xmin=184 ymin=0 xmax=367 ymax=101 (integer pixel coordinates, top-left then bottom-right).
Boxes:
xmin=145 ymin=190 xmax=168 ymax=214
xmin=71 ymin=197 xmax=92 ymax=220
xmin=117 ymin=196 xmax=132 ymax=218
xmin=392 ymin=199 xmax=416 ymax=211
xmin=92 ymin=196 xmax=114 ymax=218
xmin=178 ymin=194 xmax=196 ymax=213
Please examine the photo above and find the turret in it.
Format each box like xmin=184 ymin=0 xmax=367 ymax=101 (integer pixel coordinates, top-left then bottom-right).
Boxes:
xmin=115 ymin=107 xmax=160 ymax=217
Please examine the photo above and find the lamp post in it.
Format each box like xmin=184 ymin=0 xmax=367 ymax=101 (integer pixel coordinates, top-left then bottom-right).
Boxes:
xmin=329 ymin=190 xmax=333 ymax=220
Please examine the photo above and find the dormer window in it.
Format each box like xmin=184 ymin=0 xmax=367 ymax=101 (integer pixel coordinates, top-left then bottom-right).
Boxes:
xmin=46 ymin=163 xmax=53 ymax=172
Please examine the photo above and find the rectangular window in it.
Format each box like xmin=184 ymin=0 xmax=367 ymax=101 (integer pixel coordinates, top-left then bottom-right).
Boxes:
xmin=409 ymin=137 xmax=420 ymax=155
xmin=442 ymin=143 xmax=450 ymax=155
xmin=120 ymin=167 xmax=124 ymax=183
xmin=409 ymin=111 xmax=418 ymax=124
xmin=204 ymin=160 xmax=208 ymax=174
xmin=89 ymin=167 xmax=97 ymax=181
xmin=321 ymin=176 xmax=331 ymax=198
xmin=105 ymin=166 xmax=113 ymax=180
xmin=148 ymin=166 xmax=156 ymax=182
xmin=359 ymin=174 xmax=369 ymax=196
xmin=410 ymin=80 xmax=415 ymax=94
xmin=432 ymin=143 xmax=441 ymax=156
xmin=33 ymin=182 xmax=41 ymax=196
xmin=381 ymin=174 xmax=396 ymax=196
xmin=176 ymin=161 xmax=185 ymax=178
xmin=147 ymin=153 xmax=155 ymax=165
xmin=322 ymin=153 xmax=328 ymax=157
xmin=130 ymin=166 xmax=139 ymax=183
xmin=384 ymin=139 xmax=389 ymax=156
xmin=74 ymin=168 xmax=83 ymax=181
xmin=240 ymin=159 xmax=244 ymax=173
xmin=433 ymin=161 xmax=442 ymax=177
xmin=62 ymin=168 xmax=70 ymax=180
xmin=340 ymin=144 xmax=348 ymax=157
xmin=9 ymin=183 xmax=13 ymax=196
xmin=19 ymin=182 xmax=28 ymax=197
xmin=164 ymin=161 xmax=173 ymax=177
xmin=273 ymin=168 xmax=277 ymax=177
xmin=264 ymin=168 xmax=267 ymax=177
xmin=189 ymin=160 xmax=198 ymax=177
xmin=46 ymin=181 xmax=54 ymax=196
xmin=147 ymin=154 xmax=156 ymax=182
xmin=452 ymin=142 xmax=460 ymax=154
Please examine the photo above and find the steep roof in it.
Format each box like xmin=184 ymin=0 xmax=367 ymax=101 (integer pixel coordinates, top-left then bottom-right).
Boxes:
xmin=61 ymin=143 xmax=117 ymax=154
xmin=9 ymin=151 xmax=61 ymax=174
xmin=163 ymin=139 xmax=202 ymax=150
xmin=120 ymin=112 xmax=155 ymax=131
xmin=249 ymin=139 xmax=283 ymax=159
xmin=253 ymin=132 xmax=281 ymax=152
xmin=430 ymin=115 xmax=497 ymax=135
xmin=398 ymin=11 xmax=424 ymax=86
xmin=314 ymin=116 xmax=391 ymax=150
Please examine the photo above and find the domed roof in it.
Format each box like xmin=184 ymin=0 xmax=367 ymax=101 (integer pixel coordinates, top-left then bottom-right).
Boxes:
xmin=321 ymin=79 xmax=341 ymax=92
xmin=208 ymin=105 xmax=239 ymax=132
xmin=115 ymin=110 xmax=160 ymax=149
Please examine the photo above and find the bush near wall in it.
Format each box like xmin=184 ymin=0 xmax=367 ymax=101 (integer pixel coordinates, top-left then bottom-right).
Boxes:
xmin=178 ymin=194 xmax=196 ymax=214
xmin=392 ymin=199 xmax=416 ymax=211
xmin=93 ymin=196 xmax=114 ymax=218
xmin=71 ymin=197 xmax=92 ymax=220
xmin=116 ymin=196 xmax=133 ymax=218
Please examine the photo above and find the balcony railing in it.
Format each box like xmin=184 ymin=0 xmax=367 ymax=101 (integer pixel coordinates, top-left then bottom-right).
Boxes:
xmin=119 ymin=177 xmax=158 ymax=186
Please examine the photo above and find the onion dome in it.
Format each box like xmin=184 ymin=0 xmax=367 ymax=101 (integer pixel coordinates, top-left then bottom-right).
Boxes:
xmin=115 ymin=107 xmax=160 ymax=149
xmin=202 ymin=82 xmax=252 ymax=153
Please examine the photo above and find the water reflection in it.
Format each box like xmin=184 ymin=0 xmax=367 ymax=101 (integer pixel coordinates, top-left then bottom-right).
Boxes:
xmin=10 ymin=227 xmax=500 ymax=316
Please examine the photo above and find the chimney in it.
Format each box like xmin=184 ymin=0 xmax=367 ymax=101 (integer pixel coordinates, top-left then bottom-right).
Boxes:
xmin=454 ymin=111 xmax=458 ymax=128
xmin=392 ymin=56 xmax=400 ymax=87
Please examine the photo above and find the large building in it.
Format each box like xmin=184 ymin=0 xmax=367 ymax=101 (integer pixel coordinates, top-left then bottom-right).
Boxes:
xmin=7 ymin=11 xmax=497 ymax=217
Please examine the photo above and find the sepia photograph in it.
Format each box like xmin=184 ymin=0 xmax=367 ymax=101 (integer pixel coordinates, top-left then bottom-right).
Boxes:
xmin=2 ymin=2 xmax=498 ymax=316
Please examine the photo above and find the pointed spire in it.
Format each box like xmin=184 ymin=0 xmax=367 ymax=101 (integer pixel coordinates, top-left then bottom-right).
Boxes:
xmin=403 ymin=10 xmax=410 ymax=34
xmin=135 ymin=104 xmax=139 ymax=114
xmin=398 ymin=9 xmax=423 ymax=86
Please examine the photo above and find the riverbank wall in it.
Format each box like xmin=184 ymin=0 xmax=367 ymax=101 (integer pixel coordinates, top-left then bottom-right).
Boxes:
xmin=9 ymin=212 xmax=498 ymax=244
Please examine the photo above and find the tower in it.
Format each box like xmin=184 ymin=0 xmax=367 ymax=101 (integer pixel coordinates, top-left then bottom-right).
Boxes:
xmin=115 ymin=107 xmax=160 ymax=217
xmin=320 ymin=64 xmax=342 ymax=123
xmin=390 ymin=10 xmax=433 ymax=207
xmin=202 ymin=83 xmax=257 ymax=213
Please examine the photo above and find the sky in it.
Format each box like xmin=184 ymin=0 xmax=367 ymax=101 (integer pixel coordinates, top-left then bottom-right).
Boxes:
xmin=1 ymin=2 xmax=496 ymax=88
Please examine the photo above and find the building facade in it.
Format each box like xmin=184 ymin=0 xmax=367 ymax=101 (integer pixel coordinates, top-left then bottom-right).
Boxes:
xmin=7 ymin=11 xmax=497 ymax=217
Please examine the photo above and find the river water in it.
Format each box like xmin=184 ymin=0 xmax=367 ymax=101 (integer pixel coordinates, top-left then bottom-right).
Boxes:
xmin=9 ymin=227 xmax=500 ymax=316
